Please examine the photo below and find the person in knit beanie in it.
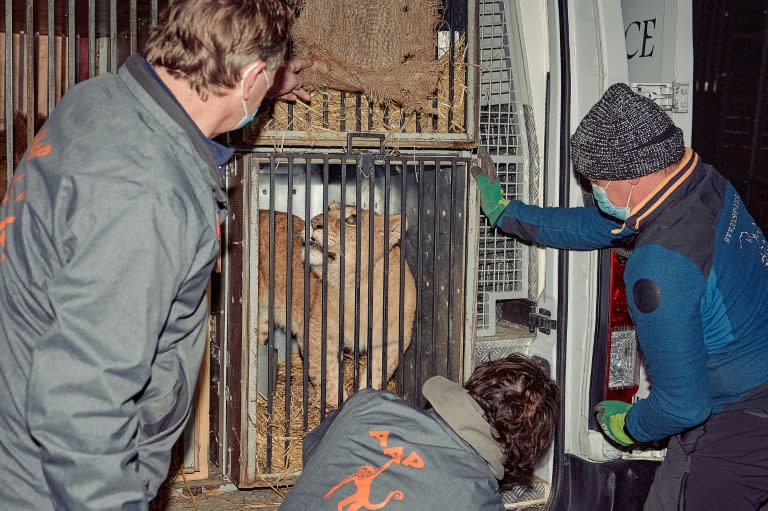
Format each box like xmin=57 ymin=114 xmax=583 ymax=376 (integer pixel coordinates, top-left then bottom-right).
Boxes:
xmin=570 ymin=83 xmax=685 ymax=182
xmin=473 ymin=82 xmax=768 ymax=510
xmin=0 ymin=2 xmax=313 ymax=510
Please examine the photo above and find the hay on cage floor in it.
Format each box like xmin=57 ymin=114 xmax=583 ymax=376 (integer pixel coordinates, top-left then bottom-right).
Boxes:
xmin=246 ymin=36 xmax=467 ymax=148
xmin=254 ymin=352 xmax=397 ymax=479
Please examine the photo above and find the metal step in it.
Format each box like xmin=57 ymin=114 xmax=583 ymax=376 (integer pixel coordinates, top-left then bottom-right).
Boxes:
xmin=502 ymin=475 xmax=549 ymax=509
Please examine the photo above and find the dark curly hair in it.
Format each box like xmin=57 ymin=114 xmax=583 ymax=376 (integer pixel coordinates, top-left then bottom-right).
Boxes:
xmin=465 ymin=354 xmax=560 ymax=489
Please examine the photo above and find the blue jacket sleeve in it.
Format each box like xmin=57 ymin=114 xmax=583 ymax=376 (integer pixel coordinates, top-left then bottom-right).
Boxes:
xmin=25 ymin=192 xmax=193 ymax=511
xmin=623 ymin=244 xmax=712 ymax=441
xmin=494 ymin=200 xmax=632 ymax=249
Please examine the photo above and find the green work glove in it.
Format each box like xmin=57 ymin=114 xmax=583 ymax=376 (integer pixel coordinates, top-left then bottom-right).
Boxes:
xmin=471 ymin=148 xmax=509 ymax=226
xmin=595 ymin=400 xmax=634 ymax=447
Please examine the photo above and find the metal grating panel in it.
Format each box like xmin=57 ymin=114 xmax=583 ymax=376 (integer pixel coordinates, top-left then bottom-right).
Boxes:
xmin=476 ymin=0 xmax=529 ymax=336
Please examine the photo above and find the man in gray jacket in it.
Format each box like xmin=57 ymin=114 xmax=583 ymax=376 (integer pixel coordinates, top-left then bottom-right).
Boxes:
xmin=279 ymin=354 xmax=559 ymax=511
xmin=0 ymin=1 xmax=310 ymax=509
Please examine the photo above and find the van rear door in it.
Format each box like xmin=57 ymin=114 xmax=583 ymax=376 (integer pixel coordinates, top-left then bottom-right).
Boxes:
xmin=549 ymin=0 xmax=693 ymax=509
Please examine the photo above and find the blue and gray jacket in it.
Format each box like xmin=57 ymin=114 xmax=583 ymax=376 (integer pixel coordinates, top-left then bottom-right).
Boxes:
xmin=495 ymin=148 xmax=768 ymax=442
xmin=0 ymin=54 xmax=231 ymax=510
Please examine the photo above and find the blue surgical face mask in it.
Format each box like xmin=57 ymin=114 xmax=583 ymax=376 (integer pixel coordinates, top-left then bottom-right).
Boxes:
xmin=591 ymin=181 xmax=634 ymax=220
xmin=232 ymin=66 xmax=271 ymax=131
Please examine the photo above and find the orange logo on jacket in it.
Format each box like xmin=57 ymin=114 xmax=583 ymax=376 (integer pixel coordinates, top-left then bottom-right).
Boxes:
xmin=27 ymin=128 xmax=52 ymax=160
xmin=323 ymin=430 xmax=424 ymax=511
xmin=0 ymin=172 xmax=27 ymax=262
xmin=1 ymin=127 xmax=49 ymax=262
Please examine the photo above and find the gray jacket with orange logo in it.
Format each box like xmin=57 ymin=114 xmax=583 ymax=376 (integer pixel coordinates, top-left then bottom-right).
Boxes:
xmin=279 ymin=389 xmax=505 ymax=511
xmin=0 ymin=54 xmax=229 ymax=510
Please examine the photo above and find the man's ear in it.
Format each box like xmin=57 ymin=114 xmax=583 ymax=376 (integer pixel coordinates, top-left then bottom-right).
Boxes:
xmin=239 ymin=61 xmax=266 ymax=101
xmin=629 ymin=176 xmax=641 ymax=186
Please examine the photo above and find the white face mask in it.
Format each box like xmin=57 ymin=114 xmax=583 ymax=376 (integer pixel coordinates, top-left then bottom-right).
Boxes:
xmin=231 ymin=65 xmax=271 ymax=131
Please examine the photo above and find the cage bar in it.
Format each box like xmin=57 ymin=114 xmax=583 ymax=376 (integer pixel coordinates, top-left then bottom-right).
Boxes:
xmin=3 ymin=0 xmax=11 ymax=193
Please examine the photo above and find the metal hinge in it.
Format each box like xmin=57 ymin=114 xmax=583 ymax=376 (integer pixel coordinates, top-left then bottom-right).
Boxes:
xmin=630 ymin=82 xmax=689 ymax=113
xmin=529 ymin=307 xmax=557 ymax=334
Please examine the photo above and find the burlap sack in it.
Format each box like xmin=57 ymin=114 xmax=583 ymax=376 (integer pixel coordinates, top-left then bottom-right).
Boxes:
xmin=291 ymin=0 xmax=443 ymax=112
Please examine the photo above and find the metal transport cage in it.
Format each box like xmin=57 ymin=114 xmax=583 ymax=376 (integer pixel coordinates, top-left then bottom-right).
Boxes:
xmin=211 ymin=137 xmax=470 ymax=483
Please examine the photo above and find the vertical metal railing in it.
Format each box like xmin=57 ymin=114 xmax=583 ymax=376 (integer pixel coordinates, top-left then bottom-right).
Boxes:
xmin=47 ymin=1 xmax=55 ymax=115
xmin=264 ymin=157 xmax=276 ymax=470
xmin=23 ymin=0 xmax=32 ymax=144
xmin=414 ymin=159 xmax=425 ymax=390
xmin=129 ymin=0 xmax=138 ymax=56
xmin=150 ymin=0 xmax=158 ymax=26
xmin=109 ymin=0 xmax=117 ymax=73
xmin=87 ymin=0 xmax=95 ymax=78
xmin=67 ymin=0 xmax=75 ymax=89
xmin=380 ymin=161 xmax=391 ymax=390
xmin=318 ymin=156 xmax=330 ymax=416
xmin=281 ymin=155 xmax=295 ymax=467
xmin=2 ymin=0 xmax=169 ymax=196
xmin=397 ymin=161 xmax=408 ymax=391
xmin=337 ymin=158 xmax=348 ymax=406
xmin=4 ymin=0 xmax=12 ymax=192
xmin=301 ymin=159 xmax=312 ymax=430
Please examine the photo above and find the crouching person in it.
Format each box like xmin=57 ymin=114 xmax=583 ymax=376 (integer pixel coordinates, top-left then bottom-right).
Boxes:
xmin=279 ymin=353 xmax=560 ymax=510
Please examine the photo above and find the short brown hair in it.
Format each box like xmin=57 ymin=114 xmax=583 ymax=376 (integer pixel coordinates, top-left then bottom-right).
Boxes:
xmin=465 ymin=354 xmax=560 ymax=489
xmin=144 ymin=0 xmax=293 ymax=97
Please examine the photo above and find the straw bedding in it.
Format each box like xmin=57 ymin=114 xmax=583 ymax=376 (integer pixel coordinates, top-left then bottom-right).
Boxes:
xmin=253 ymin=352 xmax=397 ymax=481
xmin=243 ymin=36 xmax=467 ymax=148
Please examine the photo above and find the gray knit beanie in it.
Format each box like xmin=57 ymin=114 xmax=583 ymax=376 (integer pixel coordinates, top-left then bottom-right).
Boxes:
xmin=570 ymin=83 xmax=684 ymax=180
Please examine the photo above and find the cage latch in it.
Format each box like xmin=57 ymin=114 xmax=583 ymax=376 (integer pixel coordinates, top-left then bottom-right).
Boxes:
xmin=529 ymin=307 xmax=557 ymax=334
xmin=346 ymin=132 xmax=385 ymax=156
xmin=359 ymin=153 xmax=375 ymax=179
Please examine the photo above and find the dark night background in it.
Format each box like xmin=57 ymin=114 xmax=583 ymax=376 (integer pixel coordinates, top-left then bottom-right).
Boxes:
xmin=692 ymin=0 xmax=768 ymax=230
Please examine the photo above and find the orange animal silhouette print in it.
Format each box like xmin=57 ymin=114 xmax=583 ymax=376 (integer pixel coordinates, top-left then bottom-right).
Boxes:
xmin=323 ymin=430 xmax=424 ymax=511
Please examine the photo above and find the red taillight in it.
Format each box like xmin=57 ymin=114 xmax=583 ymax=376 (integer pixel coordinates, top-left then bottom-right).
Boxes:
xmin=605 ymin=251 xmax=639 ymax=403
xmin=609 ymin=253 xmax=632 ymax=327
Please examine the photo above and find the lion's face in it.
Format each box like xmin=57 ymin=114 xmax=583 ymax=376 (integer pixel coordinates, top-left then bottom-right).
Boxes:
xmin=304 ymin=203 xmax=403 ymax=281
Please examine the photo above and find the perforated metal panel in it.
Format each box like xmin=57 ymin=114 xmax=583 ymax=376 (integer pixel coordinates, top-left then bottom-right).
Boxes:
xmin=476 ymin=0 xmax=531 ymax=336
